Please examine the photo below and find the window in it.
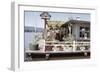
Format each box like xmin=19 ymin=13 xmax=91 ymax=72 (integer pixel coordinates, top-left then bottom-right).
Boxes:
xmin=79 ymin=26 xmax=90 ymax=39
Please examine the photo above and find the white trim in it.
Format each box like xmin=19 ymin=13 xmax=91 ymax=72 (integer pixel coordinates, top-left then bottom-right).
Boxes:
xmin=11 ymin=2 xmax=19 ymax=71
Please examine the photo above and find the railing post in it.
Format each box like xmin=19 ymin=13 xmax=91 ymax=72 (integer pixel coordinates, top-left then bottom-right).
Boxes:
xmin=73 ymin=40 xmax=76 ymax=52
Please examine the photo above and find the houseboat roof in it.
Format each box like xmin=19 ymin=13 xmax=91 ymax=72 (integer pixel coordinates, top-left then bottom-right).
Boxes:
xmin=61 ymin=20 xmax=90 ymax=27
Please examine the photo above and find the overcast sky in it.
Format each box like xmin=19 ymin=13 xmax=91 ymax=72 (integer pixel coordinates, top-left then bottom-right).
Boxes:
xmin=24 ymin=11 xmax=90 ymax=28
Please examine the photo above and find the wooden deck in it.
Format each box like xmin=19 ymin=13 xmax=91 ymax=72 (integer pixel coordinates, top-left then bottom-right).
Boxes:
xmin=25 ymin=50 xmax=90 ymax=61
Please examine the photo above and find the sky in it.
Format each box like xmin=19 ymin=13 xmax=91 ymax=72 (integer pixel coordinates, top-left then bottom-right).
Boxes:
xmin=24 ymin=11 xmax=90 ymax=28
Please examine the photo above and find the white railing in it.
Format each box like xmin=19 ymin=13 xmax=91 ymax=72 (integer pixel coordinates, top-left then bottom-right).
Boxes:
xmin=45 ymin=41 xmax=90 ymax=52
xmin=26 ymin=41 xmax=90 ymax=53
